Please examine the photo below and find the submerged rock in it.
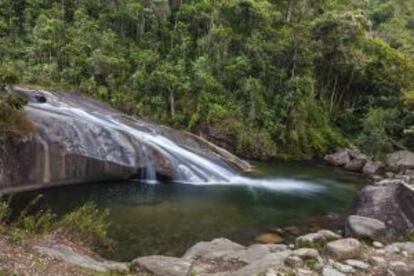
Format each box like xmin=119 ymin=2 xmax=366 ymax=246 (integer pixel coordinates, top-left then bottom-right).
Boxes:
xmin=255 ymin=233 xmax=284 ymax=244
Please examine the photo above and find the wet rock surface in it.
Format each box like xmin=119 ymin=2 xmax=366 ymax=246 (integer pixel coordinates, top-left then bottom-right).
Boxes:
xmin=0 ymin=87 xmax=251 ymax=193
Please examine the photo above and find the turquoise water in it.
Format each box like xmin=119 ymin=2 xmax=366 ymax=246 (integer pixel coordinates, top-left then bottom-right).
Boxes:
xmin=10 ymin=161 xmax=364 ymax=261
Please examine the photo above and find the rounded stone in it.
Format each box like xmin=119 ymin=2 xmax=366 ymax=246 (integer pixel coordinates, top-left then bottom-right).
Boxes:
xmin=325 ymin=238 xmax=362 ymax=260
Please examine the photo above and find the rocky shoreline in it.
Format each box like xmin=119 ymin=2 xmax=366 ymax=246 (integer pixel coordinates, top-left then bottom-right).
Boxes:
xmin=2 ymin=148 xmax=414 ymax=275
xmin=9 ymin=222 xmax=413 ymax=275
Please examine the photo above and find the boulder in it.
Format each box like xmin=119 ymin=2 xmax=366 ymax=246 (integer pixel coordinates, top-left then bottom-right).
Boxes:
xmin=226 ymin=251 xmax=291 ymax=276
xmin=131 ymin=256 xmax=194 ymax=276
xmin=362 ymin=161 xmax=384 ymax=175
xmin=344 ymin=158 xmax=366 ymax=172
xmin=325 ymin=239 xmax=362 ymax=260
xmin=325 ymin=150 xmax=351 ymax=167
xmin=386 ymin=151 xmax=414 ymax=171
xmin=182 ymin=238 xmax=245 ymax=260
xmin=345 ymin=215 xmax=386 ymax=240
xmin=350 ymin=183 xmax=414 ymax=234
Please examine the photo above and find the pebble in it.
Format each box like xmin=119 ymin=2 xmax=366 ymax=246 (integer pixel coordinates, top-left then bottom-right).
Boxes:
xmin=389 ymin=261 xmax=406 ymax=269
xmin=385 ymin=245 xmax=400 ymax=254
xmin=345 ymin=259 xmax=370 ymax=270
xmin=370 ymin=256 xmax=387 ymax=268
xmin=285 ymin=255 xmax=303 ymax=268
xmin=333 ymin=262 xmax=355 ymax=273
xmin=292 ymin=248 xmax=319 ymax=259
xmin=297 ymin=268 xmax=313 ymax=276
xmin=373 ymin=241 xmax=384 ymax=248
xmin=322 ymin=266 xmax=346 ymax=276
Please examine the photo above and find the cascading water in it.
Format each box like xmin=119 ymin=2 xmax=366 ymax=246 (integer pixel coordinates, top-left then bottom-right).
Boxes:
xmin=26 ymin=90 xmax=324 ymax=193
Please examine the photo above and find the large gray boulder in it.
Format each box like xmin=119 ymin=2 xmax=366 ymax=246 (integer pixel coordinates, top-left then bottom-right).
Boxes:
xmin=325 ymin=149 xmax=367 ymax=171
xmin=345 ymin=215 xmax=386 ymax=240
xmin=325 ymin=150 xmax=351 ymax=167
xmin=182 ymin=238 xmax=245 ymax=260
xmin=350 ymin=182 xmax=414 ymax=234
xmin=386 ymin=151 xmax=414 ymax=171
xmin=0 ymin=87 xmax=251 ymax=193
xmin=131 ymin=255 xmax=195 ymax=276
xmin=362 ymin=160 xmax=384 ymax=175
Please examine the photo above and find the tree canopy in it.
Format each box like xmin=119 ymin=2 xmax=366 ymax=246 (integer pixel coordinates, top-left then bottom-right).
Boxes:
xmin=1 ymin=0 xmax=413 ymax=159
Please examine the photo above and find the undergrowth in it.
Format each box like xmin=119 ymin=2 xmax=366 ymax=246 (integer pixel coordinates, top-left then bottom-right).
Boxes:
xmin=0 ymin=195 xmax=111 ymax=248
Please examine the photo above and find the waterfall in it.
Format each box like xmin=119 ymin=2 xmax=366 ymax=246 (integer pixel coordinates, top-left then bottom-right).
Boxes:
xmin=27 ymin=91 xmax=236 ymax=184
xmin=24 ymin=89 xmax=324 ymax=194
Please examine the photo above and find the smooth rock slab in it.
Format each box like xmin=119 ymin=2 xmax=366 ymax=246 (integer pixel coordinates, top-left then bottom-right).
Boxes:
xmin=183 ymin=238 xmax=245 ymax=260
xmin=132 ymin=255 xmax=194 ymax=276
xmin=34 ymin=244 xmax=129 ymax=273
xmin=326 ymin=238 xmax=362 ymax=260
xmin=345 ymin=215 xmax=386 ymax=240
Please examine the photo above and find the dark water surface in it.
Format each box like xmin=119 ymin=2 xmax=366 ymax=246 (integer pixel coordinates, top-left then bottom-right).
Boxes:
xmin=10 ymin=161 xmax=364 ymax=261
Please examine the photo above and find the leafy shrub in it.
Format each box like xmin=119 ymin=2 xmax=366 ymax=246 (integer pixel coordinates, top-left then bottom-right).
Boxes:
xmin=58 ymin=203 xmax=111 ymax=246
xmin=356 ymin=108 xmax=397 ymax=158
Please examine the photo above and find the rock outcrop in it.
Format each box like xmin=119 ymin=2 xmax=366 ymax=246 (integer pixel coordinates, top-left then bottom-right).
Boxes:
xmin=386 ymin=150 xmax=414 ymax=171
xmin=350 ymin=182 xmax=414 ymax=235
xmin=325 ymin=148 xmax=368 ymax=172
xmin=0 ymin=87 xmax=251 ymax=193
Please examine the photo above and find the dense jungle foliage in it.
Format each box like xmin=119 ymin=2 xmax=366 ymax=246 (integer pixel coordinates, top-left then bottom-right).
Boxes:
xmin=0 ymin=0 xmax=414 ymax=159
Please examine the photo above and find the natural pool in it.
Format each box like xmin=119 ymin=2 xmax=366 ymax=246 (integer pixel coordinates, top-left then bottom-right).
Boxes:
xmin=10 ymin=161 xmax=364 ymax=261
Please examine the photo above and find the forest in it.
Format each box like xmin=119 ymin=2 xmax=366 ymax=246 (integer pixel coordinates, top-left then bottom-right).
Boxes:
xmin=1 ymin=0 xmax=414 ymax=160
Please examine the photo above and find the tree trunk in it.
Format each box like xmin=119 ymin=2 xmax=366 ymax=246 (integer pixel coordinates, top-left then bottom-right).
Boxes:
xmin=169 ymin=89 xmax=175 ymax=118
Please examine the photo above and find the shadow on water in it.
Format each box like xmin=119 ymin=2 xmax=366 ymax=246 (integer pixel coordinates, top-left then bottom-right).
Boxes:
xmin=9 ymin=161 xmax=364 ymax=261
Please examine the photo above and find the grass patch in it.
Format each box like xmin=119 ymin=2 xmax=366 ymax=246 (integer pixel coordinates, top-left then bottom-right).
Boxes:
xmin=0 ymin=196 xmax=111 ymax=248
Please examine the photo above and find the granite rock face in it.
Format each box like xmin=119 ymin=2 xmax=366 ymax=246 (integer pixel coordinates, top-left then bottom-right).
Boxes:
xmin=0 ymin=87 xmax=251 ymax=193
xmin=350 ymin=182 xmax=414 ymax=235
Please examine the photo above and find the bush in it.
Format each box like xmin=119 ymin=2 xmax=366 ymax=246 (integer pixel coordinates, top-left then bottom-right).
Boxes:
xmin=0 ymin=197 xmax=111 ymax=247
xmin=58 ymin=203 xmax=111 ymax=247
xmin=356 ymin=108 xmax=397 ymax=158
